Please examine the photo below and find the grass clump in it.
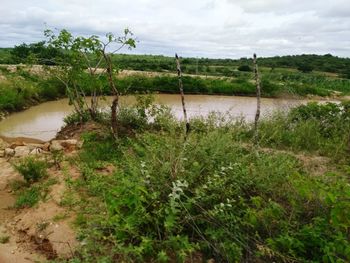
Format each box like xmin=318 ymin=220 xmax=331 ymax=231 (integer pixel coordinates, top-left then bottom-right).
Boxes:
xmin=14 ymin=156 xmax=48 ymax=183
xmin=14 ymin=186 xmax=41 ymax=208
xmin=255 ymin=101 xmax=350 ymax=159
xmin=12 ymin=157 xmax=56 ymax=209
xmin=0 ymin=235 xmax=10 ymax=244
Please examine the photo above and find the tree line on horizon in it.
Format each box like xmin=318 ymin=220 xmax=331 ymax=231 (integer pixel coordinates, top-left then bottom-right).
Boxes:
xmin=0 ymin=42 xmax=349 ymax=78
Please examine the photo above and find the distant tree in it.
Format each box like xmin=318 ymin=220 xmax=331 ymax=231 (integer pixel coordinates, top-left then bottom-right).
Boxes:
xmin=297 ymin=63 xmax=313 ymax=73
xmin=11 ymin=41 xmax=62 ymax=65
xmin=238 ymin=65 xmax=252 ymax=72
xmin=342 ymin=69 xmax=350 ymax=79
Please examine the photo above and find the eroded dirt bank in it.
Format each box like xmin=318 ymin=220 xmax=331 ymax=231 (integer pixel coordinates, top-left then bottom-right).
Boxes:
xmin=0 ymin=136 xmax=82 ymax=262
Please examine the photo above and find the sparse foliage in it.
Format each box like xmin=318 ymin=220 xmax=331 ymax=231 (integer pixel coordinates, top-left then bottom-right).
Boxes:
xmin=44 ymin=28 xmax=136 ymax=136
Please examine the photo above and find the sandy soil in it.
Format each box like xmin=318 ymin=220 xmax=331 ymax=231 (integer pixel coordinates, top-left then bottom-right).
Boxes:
xmin=0 ymin=157 xmax=78 ymax=262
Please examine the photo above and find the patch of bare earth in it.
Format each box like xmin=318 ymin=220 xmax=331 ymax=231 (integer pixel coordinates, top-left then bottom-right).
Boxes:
xmin=0 ymin=155 xmax=79 ymax=262
xmin=55 ymin=121 xmax=105 ymax=140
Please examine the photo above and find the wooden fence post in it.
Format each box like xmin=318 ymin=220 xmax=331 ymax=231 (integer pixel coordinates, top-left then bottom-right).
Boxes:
xmin=253 ymin=53 xmax=261 ymax=142
xmin=175 ymin=53 xmax=190 ymax=137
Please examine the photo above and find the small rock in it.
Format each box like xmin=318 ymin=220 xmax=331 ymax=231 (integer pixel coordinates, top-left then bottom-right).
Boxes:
xmin=24 ymin=143 xmax=45 ymax=150
xmin=63 ymin=139 xmax=78 ymax=152
xmin=14 ymin=146 xmax=31 ymax=157
xmin=10 ymin=141 xmax=24 ymax=149
xmin=61 ymin=139 xmax=78 ymax=150
xmin=50 ymin=140 xmax=63 ymax=151
xmin=64 ymin=139 xmax=77 ymax=145
xmin=4 ymin=148 xmax=15 ymax=157
xmin=77 ymin=141 xmax=83 ymax=149
xmin=0 ymin=149 xmax=4 ymax=157
xmin=43 ymin=142 xmax=50 ymax=151
xmin=30 ymin=148 xmax=42 ymax=155
xmin=0 ymin=138 xmax=9 ymax=150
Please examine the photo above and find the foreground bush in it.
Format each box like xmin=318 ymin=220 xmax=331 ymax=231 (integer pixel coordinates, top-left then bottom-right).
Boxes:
xmin=64 ymin=102 xmax=350 ymax=262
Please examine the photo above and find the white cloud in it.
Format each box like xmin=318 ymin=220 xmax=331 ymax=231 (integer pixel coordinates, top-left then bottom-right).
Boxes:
xmin=0 ymin=0 xmax=349 ymax=58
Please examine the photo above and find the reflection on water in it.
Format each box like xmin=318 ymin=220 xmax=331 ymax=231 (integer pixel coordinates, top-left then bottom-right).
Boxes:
xmin=0 ymin=94 xmax=307 ymax=140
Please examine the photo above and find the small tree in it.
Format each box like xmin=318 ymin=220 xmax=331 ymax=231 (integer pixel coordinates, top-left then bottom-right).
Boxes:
xmin=238 ymin=65 xmax=252 ymax=72
xmin=297 ymin=63 xmax=313 ymax=73
xmin=44 ymin=28 xmax=136 ymax=136
xmin=11 ymin=41 xmax=62 ymax=65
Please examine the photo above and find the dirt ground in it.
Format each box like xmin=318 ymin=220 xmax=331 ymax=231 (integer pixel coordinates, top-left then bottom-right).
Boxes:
xmin=0 ymin=157 xmax=78 ymax=262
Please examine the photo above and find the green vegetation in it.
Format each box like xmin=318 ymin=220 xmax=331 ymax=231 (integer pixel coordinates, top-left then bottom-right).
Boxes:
xmin=3 ymin=46 xmax=349 ymax=76
xmin=12 ymin=157 xmax=56 ymax=209
xmin=1 ymin=42 xmax=350 ymax=116
xmin=109 ymin=53 xmax=350 ymax=77
xmin=13 ymin=178 xmax=57 ymax=209
xmin=14 ymin=156 xmax=48 ymax=183
xmin=55 ymin=101 xmax=350 ymax=262
xmin=14 ymin=185 xmax=42 ymax=208
xmin=1 ymin=65 xmax=349 ymax=117
xmin=0 ymin=66 xmax=65 ymax=113
xmin=10 ymin=41 xmax=63 ymax=65
xmin=256 ymin=101 xmax=350 ymax=158
xmin=0 ymin=235 xmax=10 ymax=244
xmin=2 ymin=31 xmax=350 ymax=263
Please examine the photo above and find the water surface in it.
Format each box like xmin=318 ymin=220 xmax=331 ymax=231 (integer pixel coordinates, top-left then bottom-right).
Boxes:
xmin=0 ymin=94 xmax=310 ymax=140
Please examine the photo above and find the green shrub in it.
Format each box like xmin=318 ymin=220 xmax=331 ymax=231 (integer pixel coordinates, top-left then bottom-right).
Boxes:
xmin=15 ymin=186 xmax=41 ymax=208
xmin=238 ymin=65 xmax=252 ymax=72
xmin=63 ymin=111 xmax=91 ymax=125
xmin=69 ymin=110 xmax=350 ymax=262
xmin=14 ymin=157 xmax=47 ymax=183
xmin=255 ymin=102 xmax=350 ymax=159
xmin=38 ymin=77 xmax=66 ymax=99
xmin=0 ymin=235 xmax=10 ymax=244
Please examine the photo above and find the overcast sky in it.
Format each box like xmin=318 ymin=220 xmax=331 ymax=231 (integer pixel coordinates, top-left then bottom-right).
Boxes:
xmin=0 ymin=0 xmax=349 ymax=58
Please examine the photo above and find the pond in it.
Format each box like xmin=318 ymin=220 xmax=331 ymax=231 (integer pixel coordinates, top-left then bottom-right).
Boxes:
xmin=0 ymin=94 xmax=312 ymax=141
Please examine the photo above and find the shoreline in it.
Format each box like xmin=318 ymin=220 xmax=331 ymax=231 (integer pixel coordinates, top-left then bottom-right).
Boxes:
xmin=0 ymin=91 xmax=346 ymax=121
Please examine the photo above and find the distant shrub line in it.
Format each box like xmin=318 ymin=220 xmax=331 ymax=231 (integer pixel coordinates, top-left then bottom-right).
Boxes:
xmin=1 ymin=66 xmax=350 ymax=115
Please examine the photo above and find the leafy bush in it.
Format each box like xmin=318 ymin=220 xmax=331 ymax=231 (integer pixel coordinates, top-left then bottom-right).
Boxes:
xmin=297 ymin=63 xmax=313 ymax=73
xmin=237 ymin=65 xmax=252 ymax=72
xmin=38 ymin=77 xmax=66 ymax=99
xmin=14 ymin=157 xmax=48 ymax=183
xmin=63 ymin=111 xmax=91 ymax=125
xmin=67 ymin=109 xmax=350 ymax=262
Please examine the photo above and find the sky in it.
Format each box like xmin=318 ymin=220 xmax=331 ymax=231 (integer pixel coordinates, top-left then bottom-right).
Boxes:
xmin=0 ymin=0 xmax=349 ymax=58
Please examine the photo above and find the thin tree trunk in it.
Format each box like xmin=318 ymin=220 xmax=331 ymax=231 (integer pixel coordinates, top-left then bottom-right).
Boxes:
xmin=103 ymin=52 xmax=119 ymax=138
xmin=175 ymin=53 xmax=190 ymax=136
xmin=253 ymin=53 xmax=261 ymax=141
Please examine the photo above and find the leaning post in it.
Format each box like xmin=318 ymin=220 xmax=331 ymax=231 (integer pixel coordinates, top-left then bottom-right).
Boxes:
xmin=253 ymin=53 xmax=261 ymax=142
xmin=175 ymin=53 xmax=190 ymax=137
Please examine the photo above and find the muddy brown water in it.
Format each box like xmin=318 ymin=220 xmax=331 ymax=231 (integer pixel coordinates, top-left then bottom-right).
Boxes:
xmin=0 ymin=94 xmax=315 ymax=141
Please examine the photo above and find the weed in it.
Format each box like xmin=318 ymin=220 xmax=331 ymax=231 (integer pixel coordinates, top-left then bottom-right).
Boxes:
xmin=0 ymin=235 xmax=10 ymax=244
xmin=15 ymin=186 xmax=41 ymax=208
xmin=52 ymin=213 xmax=69 ymax=222
xmin=14 ymin=157 xmax=48 ymax=183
